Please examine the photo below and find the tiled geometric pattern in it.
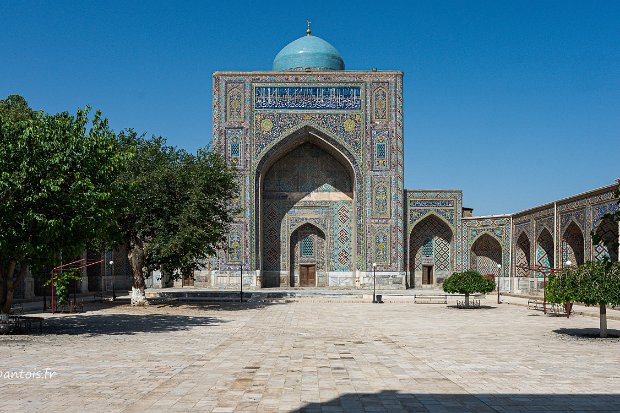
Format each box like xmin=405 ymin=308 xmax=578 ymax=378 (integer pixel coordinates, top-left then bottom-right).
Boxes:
xmin=333 ymin=202 xmax=353 ymax=271
xmin=470 ymin=233 xmax=502 ymax=276
xmin=225 ymin=128 xmax=243 ymax=168
xmin=562 ymin=222 xmax=584 ymax=267
xmin=409 ymin=215 xmax=453 ymax=272
xmin=536 ymin=228 xmax=554 ymax=269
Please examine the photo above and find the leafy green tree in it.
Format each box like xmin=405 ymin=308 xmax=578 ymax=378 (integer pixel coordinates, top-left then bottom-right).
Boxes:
xmin=0 ymin=95 xmax=128 ymax=320
xmin=547 ymin=260 xmax=620 ymax=338
xmin=116 ymin=131 xmax=237 ymax=305
xmin=442 ymin=270 xmax=495 ymax=307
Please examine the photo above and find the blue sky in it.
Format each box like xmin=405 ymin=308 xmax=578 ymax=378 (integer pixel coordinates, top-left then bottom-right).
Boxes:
xmin=2 ymin=0 xmax=619 ymax=216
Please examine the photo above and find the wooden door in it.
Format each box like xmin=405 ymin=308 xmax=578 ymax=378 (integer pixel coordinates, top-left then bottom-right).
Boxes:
xmin=422 ymin=265 xmax=433 ymax=285
xmin=300 ymin=265 xmax=316 ymax=287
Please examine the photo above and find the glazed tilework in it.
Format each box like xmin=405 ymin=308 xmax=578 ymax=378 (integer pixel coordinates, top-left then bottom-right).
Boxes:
xmin=213 ymin=71 xmax=404 ymax=284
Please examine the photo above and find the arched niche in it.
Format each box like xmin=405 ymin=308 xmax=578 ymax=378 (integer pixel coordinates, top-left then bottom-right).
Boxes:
xmin=409 ymin=214 xmax=453 ymax=286
xmin=562 ymin=221 xmax=584 ymax=267
xmin=515 ymin=232 xmax=531 ymax=278
xmin=256 ymin=127 xmax=357 ymax=288
xmin=470 ymin=233 xmax=502 ymax=276
xmin=290 ymin=223 xmax=326 ymax=287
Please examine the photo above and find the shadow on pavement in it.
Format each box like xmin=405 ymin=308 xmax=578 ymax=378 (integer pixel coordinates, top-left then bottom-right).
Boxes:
xmin=294 ymin=390 xmax=620 ymax=412
xmin=554 ymin=327 xmax=620 ymax=339
xmin=43 ymin=313 xmax=225 ymax=336
xmin=148 ymin=299 xmax=290 ymax=312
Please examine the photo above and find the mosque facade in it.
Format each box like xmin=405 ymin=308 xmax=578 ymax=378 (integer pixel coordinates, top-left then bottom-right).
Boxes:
xmin=199 ymin=28 xmax=620 ymax=291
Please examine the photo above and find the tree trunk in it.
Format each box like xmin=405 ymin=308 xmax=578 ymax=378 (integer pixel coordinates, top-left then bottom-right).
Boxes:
xmin=128 ymin=237 xmax=148 ymax=306
xmin=0 ymin=261 xmax=17 ymax=315
xmin=465 ymin=293 xmax=470 ymax=307
xmin=600 ymin=304 xmax=607 ymax=338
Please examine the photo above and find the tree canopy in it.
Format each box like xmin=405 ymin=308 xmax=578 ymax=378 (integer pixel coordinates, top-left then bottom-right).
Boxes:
xmin=546 ymin=260 xmax=620 ymax=337
xmin=116 ymin=131 xmax=237 ymax=304
xmin=0 ymin=95 xmax=129 ymax=316
xmin=443 ymin=270 xmax=495 ymax=307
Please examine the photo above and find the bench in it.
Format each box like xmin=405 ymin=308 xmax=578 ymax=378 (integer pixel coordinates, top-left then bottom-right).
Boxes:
xmin=528 ymin=299 xmax=544 ymax=311
xmin=414 ymin=294 xmax=448 ymax=304
xmin=8 ymin=315 xmax=43 ymax=333
xmin=457 ymin=299 xmax=481 ymax=308
xmin=58 ymin=301 xmax=84 ymax=313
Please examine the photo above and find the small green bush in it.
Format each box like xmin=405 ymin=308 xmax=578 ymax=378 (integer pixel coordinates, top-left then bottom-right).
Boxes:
xmin=443 ymin=270 xmax=495 ymax=296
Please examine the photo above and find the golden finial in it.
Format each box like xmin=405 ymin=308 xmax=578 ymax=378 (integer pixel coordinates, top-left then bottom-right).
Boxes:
xmin=306 ymin=19 xmax=311 ymax=36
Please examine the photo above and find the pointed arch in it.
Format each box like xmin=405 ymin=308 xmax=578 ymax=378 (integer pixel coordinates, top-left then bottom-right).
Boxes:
xmin=409 ymin=214 xmax=454 ymax=286
xmin=256 ymin=126 xmax=358 ymax=287
xmin=290 ymin=223 xmax=326 ymax=287
xmin=515 ymin=232 xmax=531 ymax=278
xmin=471 ymin=233 xmax=502 ymax=276
xmin=562 ymin=221 xmax=584 ymax=267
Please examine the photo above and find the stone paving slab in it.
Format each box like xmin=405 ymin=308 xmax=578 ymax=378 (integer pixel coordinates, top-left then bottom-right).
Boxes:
xmin=1 ymin=298 xmax=619 ymax=412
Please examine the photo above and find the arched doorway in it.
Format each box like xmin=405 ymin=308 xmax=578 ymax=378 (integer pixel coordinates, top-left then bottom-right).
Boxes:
xmin=470 ymin=234 xmax=502 ymax=276
xmin=594 ymin=215 xmax=619 ymax=262
xmin=257 ymin=129 xmax=356 ymax=288
xmin=562 ymin=222 xmax=584 ymax=267
xmin=290 ymin=224 xmax=326 ymax=287
xmin=536 ymin=227 xmax=554 ymax=290
xmin=409 ymin=215 xmax=453 ymax=287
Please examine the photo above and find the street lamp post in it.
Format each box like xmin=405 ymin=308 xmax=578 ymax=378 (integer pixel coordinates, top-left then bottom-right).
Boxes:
xmin=110 ymin=260 xmax=116 ymax=301
xmin=372 ymin=262 xmax=377 ymax=303
xmin=497 ymin=264 xmax=502 ymax=304
xmin=240 ymin=263 xmax=243 ymax=303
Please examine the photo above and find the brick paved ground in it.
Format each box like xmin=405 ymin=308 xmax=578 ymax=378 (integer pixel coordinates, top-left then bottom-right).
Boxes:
xmin=1 ymin=297 xmax=619 ymax=412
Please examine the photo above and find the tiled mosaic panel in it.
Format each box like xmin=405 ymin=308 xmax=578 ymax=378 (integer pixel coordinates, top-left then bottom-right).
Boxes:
xmin=593 ymin=215 xmax=619 ymax=262
xmin=470 ymin=234 xmax=502 ymax=276
xmin=226 ymin=82 xmax=244 ymax=122
xmin=372 ymin=83 xmax=389 ymax=121
xmin=562 ymin=222 xmax=585 ymax=266
xmin=227 ymin=227 xmax=242 ymax=263
xmin=409 ymin=215 xmax=452 ymax=272
xmin=372 ymin=178 xmax=390 ymax=218
xmin=515 ymin=232 xmax=531 ymax=277
xmin=374 ymin=228 xmax=389 ymax=265
xmin=372 ymin=130 xmax=389 ymax=170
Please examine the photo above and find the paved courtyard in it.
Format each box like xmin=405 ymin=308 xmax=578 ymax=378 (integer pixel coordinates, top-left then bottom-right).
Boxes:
xmin=1 ymin=296 xmax=620 ymax=412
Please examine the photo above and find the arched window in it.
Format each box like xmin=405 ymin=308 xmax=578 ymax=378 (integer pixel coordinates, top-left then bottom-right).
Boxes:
xmin=301 ymin=236 xmax=314 ymax=257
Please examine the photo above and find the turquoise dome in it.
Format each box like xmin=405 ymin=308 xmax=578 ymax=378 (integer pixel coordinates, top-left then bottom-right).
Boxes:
xmin=273 ymin=34 xmax=345 ymax=71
